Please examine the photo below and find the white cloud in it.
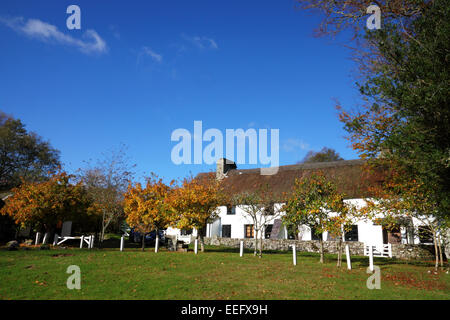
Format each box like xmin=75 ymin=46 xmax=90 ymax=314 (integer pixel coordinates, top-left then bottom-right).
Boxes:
xmin=181 ymin=34 xmax=218 ymax=50
xmin=281 ymin=138 xmax=308 ymax=153
xmin=0 ymin=16 xmax=107 ymax=54
xmin=109 ymin=25 xmax=120 ymax=39
xmin=141 ymin=46 xmax=162 ymax=63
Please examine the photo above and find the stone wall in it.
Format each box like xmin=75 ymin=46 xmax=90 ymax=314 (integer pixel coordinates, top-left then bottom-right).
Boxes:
xmin=203 ymin=237 xmax=365 ymax=256
xmin=203 ymin=237 xmax=435 ymax=260
xmin=390 ymin=243 xmax=435 ymax=260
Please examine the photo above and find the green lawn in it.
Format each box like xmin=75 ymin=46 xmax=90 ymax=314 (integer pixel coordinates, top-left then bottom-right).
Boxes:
xmin=0 ymin=244 xmax=448 ymax=300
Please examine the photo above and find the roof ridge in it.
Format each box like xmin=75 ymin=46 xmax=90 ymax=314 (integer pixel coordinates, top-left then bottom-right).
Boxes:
xmin=227 ymin=159 xmax=365 ymax=175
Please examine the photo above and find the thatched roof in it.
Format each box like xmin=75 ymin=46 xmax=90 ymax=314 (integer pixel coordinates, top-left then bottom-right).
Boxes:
xmin=200 ymin=159 xmax=385 ymax=201
xmin=0 ymin=192 xmax=12 ymax=201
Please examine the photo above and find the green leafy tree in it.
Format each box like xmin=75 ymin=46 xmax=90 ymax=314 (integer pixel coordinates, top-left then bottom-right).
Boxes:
xmin=339 ymin=0 xmax=449 ymax=210
xmin=283 ymin=172 xmax=350 ymax=263
xmin=0 ymin=112 xmax=60 ymax=191
xmin=299 ymin=147 xmax=344 ymax=164
xmin=298 ymin=0 xmax=449 ymax=266
xmin=336 ymin=0 xmax=449 ymax=268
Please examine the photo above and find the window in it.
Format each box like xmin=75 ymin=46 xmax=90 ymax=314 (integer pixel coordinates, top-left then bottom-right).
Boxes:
xmin=244 ymin=224 xmax=254 ymax=238
xmin=311 ymin=227 xmax=323 ymax=241
xmin=222 ymin=225 xmax=231 ymax=238
xmin=382 ymin=226 xmax=401 ymax=244
xmin=344 ymin=225 xmax=358 ymax=241
xmin=226 ymin=205 xmax=236 ymax=215
xmin=265 ymin=225 xmax=273 ymax=239
xmin=180 ymin=229 xmax=192 ymax=236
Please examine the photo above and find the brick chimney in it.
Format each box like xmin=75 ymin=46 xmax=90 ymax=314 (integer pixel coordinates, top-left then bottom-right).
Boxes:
xmin=216 ymin=158 xmax=237 ymax=180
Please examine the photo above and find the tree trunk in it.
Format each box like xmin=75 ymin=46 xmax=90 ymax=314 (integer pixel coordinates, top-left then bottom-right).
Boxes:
xmin=319 ymin=238 xmax=324 ymax=263
xmin=200 ymin=232 xmax=205 ymax=252
xmin=42 ymin=224 xmax=53 ymax=244
xmin=336 ymin=239 xmax=342 ymax=267
xmin=259 ymin=232 xmax=263 ymax=258
xmin=438 ymin=233 xmax=444 ymax=268
xmin=254 ymin=228 xmax=258 ymax=256
xmin=98 ymin=222 xmax=104 ymax=249
xmin=433 ymin=231 xmax=438 ymax=271
xmin=294 ymin=228 xmax=299 ymax=240
xmin=101 ymin=211 xmax=106 ymax=243
xmin=141 ymin=233 xmax=145 ymax=252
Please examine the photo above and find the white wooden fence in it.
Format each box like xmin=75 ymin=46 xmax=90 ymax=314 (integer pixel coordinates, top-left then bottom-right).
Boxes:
xmin=364 ymin=244 xmax=392 ymax=258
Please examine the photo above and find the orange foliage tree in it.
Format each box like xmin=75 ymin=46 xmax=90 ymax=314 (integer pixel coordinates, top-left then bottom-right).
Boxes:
xmin=361 ymin=171 xmax=448 ymax=270
xmin=0 ymin=172 xmax=94 ymax=235
xmin=168 ymin=172 xmax=223 ymax=252
xmin=123 ymin=174 xmax=174 ymax=251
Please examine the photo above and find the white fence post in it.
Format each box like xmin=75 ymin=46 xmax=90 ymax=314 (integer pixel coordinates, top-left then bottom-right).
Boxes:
xmin=369 ymin=245 xmax=374 ymax=272
xmin=388 ymin=243 xmax=392 ymax=258
xmin=345 ymin=244 xmax=351 ymax=270
xmin=80 ymin=236 xmax=84 ymax=248
xmin=42 ymin=232 xmax=49 ymax=244
xmin=240 ymin=240 xmax=244 ymax=257
xmin=35 ymin=232 xmax=41 ymax=245
xmin=292 ymin=244 xmax=297 ymax=266
xmin=120 ymin=236 xmax=124 ymax=252
xmin=89 ymin=235 xmax=94 ymax=249
xmin=53 ymin=234 xmax=59 ymax=246
xmin=194 ymin=239 xmax=198 ymax=254
xmin=155 ymin=237 xmax=159 ymax=253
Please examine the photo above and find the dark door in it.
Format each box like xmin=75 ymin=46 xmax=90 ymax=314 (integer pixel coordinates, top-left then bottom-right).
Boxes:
xmin=222 ymin=225 xmax=231 ymax=238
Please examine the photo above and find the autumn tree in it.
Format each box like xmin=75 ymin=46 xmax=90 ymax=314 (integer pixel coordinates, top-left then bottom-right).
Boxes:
xmin=0 ymin=112 xmax=60 ymax=191
xmin=123 ymin=174 xmax=173 ymax=251
xmin=299 ymin=147 xmax=344 ymax=164
xmin=298 ymin=1 xmax=449 ymax=261
xmin=338 ymin=0 xmax=449 ymax=209
xmin=0 ymin=172 xmax=93 ymax=239
xmin=325 ymin=207 xmax=358 ymax=268
xmin=362 ymin=176 xmax=449 ymax=270
xmin=78 ymin=145 xmax=135 ymax=244
xmin=232 ymin=184 xmax=283 ymax=258
xmin=336 ymin=0 xmax=450 ymax=266
xmin=283 ymin=172 xmax=350 ymax=263
xmin=298 ymin=0 xmax=449 ymax=214
xmin=296 ymin=0 xmax=429 ymax=39
xmin=168 ymin=173 xmax=223 ymax=253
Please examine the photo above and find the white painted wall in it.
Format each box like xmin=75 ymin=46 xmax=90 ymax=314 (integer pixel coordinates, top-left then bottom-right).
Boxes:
xmin=208 ymin=204 xmax=286 ymax=239
xmin=169 ymin=198 xmax=430 ymax=246
xmin=166 ymin=226 xmax=198 ymax=244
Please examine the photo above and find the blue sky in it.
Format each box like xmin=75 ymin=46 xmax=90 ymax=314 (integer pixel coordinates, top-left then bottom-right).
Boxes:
xmin=0 ymin=0 xmax=364 ymax=183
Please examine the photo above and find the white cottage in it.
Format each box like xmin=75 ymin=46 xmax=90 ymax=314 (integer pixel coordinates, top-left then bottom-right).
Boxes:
xmin=166 ymin=159 xmax=431 ymax=248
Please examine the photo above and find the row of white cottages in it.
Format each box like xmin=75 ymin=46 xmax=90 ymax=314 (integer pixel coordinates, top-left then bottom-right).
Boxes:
xmin=166 ymin=159 xmax=431 ymax=247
